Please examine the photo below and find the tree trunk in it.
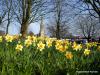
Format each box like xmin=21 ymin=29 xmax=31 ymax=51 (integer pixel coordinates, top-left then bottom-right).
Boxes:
xmin=87 ymin=36 xmax=91 ymax=42
xmin=20 ymin=22 xmax=28 ymax=38
xmin=6 ymin=22 xmax=9 ymax=34
xmin=87 ymin=38 xmax=90 ymax=42
xmin=20 ymin=0 xmax=32 ymax=38
xmin=56 ymin=24 xmax=60 ymax=39
xmin=6 ymin=11 xmax=10 ymax=34
xmin=56 ymin=12 xmax=61 ymax=39
xmin=6 ymin=0 xmax=12 ymax=34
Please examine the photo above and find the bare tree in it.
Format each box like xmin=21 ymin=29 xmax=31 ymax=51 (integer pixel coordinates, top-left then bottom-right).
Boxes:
xmin=77 ymin=15 xmax=100 ymax=42
xmin=0 ymin=0 xmax=7 ymax=30
xmin=47 ymin=21 xmax=70 ymax=39
xmin=0 ymin=12 xmax=6 ymax=26
xmin=5 ymin=0 xmax=13 ymax=34
xmin=0 ymin=0 xmax=14 ymax=34
xmin=64 ymin=0 xmax=100 ymax=20
xmin=54 ymin=0 xmax=61 ymax=39
xmin=82 ymin=0 xmax=100 ymax=19
xmin=47 ymin=0 xmax=70 ymax=39
xmin=12 ymin=0 xmax=46 ymax=37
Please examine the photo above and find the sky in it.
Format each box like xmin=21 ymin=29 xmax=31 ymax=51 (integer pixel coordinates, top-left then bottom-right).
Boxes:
xmin=8 ymin=22 xmax=40 ymax=35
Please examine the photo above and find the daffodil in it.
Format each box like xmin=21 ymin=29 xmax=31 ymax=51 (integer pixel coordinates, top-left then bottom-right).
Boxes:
xmin=46 ymin=39 xmax=53 ymax=48
xmin=84 ymin=49 xmax=91 ymax=55
xmin=31 ymin=36 xmax=36 ymax=42
xmin=27 ymin=36 xmax=32 ymax=40
xmin=73 ymin=44 xmax=82 ymax=51
xmin=5 ymin=34 xmax=13 ymax=42
xmin=86 ymin=43 xmax=92 ymax=48
xmin=91 ymin=42 xmax=97 ymax=47
xmin=25 ymin=39 xmax=32 ymax=47
xmin=16 ymin=44 xmax=23 ymax=52
xmin=56 ymin=40 xmax=63 ymax=45
xmin=37 ymin=41 xmax=45 ymax=51
xmin=65 ymin=51 xmax=73 ymax=59
xmin=72 ymin=42 xmax=77 ymax=48
xmin=0 ymin=36 xmax=3 ymax=42
xmin=55 ymin=44 xmax=60 ymax=50
xmin=56 ymin=44 xmax=66 ymax=52
xmin=97 ymin=46 xmax=100 ymax=51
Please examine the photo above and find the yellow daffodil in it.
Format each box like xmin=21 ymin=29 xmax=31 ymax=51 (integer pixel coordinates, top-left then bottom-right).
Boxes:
xmin=5 ymin=34 xmax=13 ymax=42
xmin=25 ymin=39 xmax=32 ymax=47
xmin=46 ymin=39 xmax=53 ymax=48
xmin=55 ymin=40 xmax=68 ymax=52
xmin=84 ymin=49 xmax=91 ymax=55
xmin=86 ymin=43 xmax=92 ymax=48
xmin=32 ymin=36 xmax=36 ymax=42
xmin=73 ymin=44 xmax=82 ymax=51
xmin=57 ymin=45 xmax=66 ymax=52
xmin=26 ymin=36 xmax=36 ymax=42
xmin=0 ymin=36 xmax=3 ymax=42
xmin=55 ymin=44 xmax=60 ymax=50
xmin=65 ymin=51 xmax=73 ymax=59
xmin=47 ymin=42 xmax=52 ymax=48
xmin=27 ymin=36 xmax=32 ymax=40
xmin=16 ymin=44 xmax=23 ymax=52
xmin=72 ymin=42 xmax=77 ymax=48
xmin=55 ymin=45 xmax=67 ymax=52
xmin=91 ymin=42 xmax=97 ymax=47
xmin=37 ymin=41 xmax=45 ymax=51
xmin=56 ymin=40 xmax=63 ymax=45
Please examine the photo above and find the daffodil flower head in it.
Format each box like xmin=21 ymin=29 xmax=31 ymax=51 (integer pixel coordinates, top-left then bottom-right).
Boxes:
xmin=16 ymin=44 xmax=23 ymax=52
xmin=84 ymin=49 xmax=91 ymax=56
xmin=25 ymin=39 xmax=32 ymax=47
xmin=73 ymin=44 xmax=82 ymax=51
xmin=0 ymin=36 xmax=3 ymax=42
xmin=5 ymin=34 xmax=13 ymax=42
xmin=46 ymin=39 xmax=53 ymax=48
xmin=65 ymin=51 xmax=73 ymax=59
xmin=37 ymin=41 xmax=45 ymax=51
